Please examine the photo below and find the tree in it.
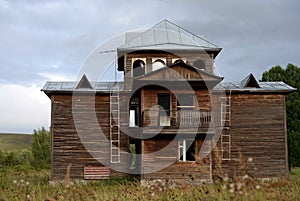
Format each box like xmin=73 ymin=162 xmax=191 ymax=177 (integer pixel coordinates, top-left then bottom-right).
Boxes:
xmin=261 ymin=63 xmax=300 ymax=168
xmin=31 ymin=127 xmax=51 ymax=169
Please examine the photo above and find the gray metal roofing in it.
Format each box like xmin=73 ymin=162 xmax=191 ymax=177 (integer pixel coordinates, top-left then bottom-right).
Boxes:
xmin=42 ymin=81 xmax=123 ymax=92
xmin=216 ymin=81 xmax=296 ymax=92
xmin=42 ymin=80 xmax=295 ymax=93
xmin=119 ymin=19 xmax=220 ymax=50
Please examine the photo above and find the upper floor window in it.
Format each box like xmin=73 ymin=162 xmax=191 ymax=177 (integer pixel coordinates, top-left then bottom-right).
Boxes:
xmin=193 ymin=59 xmax=205 ymax=70
xmin=152 ymin=58 xmax=166 ymax=71
xmin=132 ymin=59 xmax=146 ymax=77
xmin=177 ymin=94 xmax=194 ymax=110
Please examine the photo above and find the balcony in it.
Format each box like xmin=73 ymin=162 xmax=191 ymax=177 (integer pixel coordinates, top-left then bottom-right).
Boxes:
xmin=142 ymin=110 xmax=212 ymax=128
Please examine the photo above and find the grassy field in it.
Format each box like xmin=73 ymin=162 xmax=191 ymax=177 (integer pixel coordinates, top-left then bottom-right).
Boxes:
xmin=0 ymin=168 xmax=299 ymax=201
xmin=0 ymin=133 xmax=32 ymax=151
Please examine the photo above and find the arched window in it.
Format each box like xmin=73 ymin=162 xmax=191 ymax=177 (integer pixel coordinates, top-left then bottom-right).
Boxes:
xmin=173 ymin=59 xmax=185 ymax=64
xmin=193 ymin=59 xmax=205 ymax=70
xmin=132 ymin=59 xmax=145 ymax=77
xmin=152 ymin=59 xmax=166 ymax=71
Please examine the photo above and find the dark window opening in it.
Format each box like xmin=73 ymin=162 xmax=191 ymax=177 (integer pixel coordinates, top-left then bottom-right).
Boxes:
xmin=193 ymin=59 xmax=205 ymax=70
xmin=173 ymin=59 xmax=185 ymax=64
xmin=158 ymin=93 xmax=170 ymax=126
xmin=177 ymin=94 xmax=194 ymax=110
xmin=179 ymin=139 xmax=195 ymax=162
xmin=133 ymin=59 xmax=145 ymax=77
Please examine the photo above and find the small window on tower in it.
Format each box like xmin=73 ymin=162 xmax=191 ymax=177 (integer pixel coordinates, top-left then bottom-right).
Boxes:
xmin=193 ymin=59 xmax=205 ymax=70
xmin=152 ymin=58 xmax=166 ymax=71
xmin=172 ymin=58 xmax=186 ymax=64
xmin=132 ymin=59 xmax=146 ymax=77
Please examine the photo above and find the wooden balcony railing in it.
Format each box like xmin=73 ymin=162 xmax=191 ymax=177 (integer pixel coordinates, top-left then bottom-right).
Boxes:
xmin=142 ymin=110 xmax=212 ymax=128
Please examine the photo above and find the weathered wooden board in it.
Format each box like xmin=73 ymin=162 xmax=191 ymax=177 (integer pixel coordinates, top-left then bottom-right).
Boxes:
xmin=211 ymin=93 xmax=288 ymax=179
xmin=51 ymin=94 xmax=130 ymax=180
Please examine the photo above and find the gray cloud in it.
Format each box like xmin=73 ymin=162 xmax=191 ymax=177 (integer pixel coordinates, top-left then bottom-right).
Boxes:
xmin=0 ymin=0 xmax=299 ymax=132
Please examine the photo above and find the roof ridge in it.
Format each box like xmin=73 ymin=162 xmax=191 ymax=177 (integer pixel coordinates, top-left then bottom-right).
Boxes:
xmin=120 ymin=19 xmax=220 ymax=49
xmin=155 ymin=19 xmax=219 ymax=48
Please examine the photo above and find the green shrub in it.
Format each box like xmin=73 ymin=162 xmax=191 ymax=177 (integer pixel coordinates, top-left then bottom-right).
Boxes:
xmin=30 ymin=127 xmax=50 ymax=169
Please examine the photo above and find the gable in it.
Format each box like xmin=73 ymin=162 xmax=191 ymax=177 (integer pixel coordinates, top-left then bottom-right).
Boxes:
xmin=76 ymin=74 xmax=93 ymax=89
xmin=240 ymin=73 xmax=260 ymax=88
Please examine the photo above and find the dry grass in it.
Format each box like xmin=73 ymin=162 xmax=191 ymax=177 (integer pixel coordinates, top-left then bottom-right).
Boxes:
xmin=0 ymin=168 xmax=299 ymax=201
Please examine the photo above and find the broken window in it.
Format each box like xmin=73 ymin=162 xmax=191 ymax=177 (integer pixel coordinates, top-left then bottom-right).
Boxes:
xmin=179 ymin=139 xmax=195 ymax=162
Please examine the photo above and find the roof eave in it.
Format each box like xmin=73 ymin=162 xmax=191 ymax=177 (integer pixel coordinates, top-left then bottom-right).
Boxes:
xmin=222 ymin=89 xmax=297 ymax=94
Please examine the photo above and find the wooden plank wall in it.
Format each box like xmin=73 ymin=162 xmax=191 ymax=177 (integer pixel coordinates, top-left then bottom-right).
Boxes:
xmin=142 ymin=138 xmax=211 ymax=182
xmin=51 ymin=93 xmax=130 ymax=180
xmin=212 ymin=93 xmax=288 ymax=179
xmin=140 ymin=87 xmax=213 ymax=182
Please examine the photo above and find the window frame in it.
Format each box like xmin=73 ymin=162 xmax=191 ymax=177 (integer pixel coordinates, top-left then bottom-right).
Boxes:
xmin=178 ymin=139 xmax=196 ymax=162
xmin=176 ymin=94 xmax=195 ymax=110
xmin=152 ymin=58 xmax=166 ymax=71
xmin=132 ymin=58 xmax=146 ymax=77
xmin=172 ymin=58 xmax=186 ymax=64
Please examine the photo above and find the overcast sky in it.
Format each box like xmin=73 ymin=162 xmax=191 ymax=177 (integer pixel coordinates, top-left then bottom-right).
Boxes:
xmin=0 ymin=0 xmax=299 ymax=133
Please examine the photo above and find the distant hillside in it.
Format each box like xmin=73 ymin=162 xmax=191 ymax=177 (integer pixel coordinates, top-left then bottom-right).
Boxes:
xmin=0 ymin=133 xmax=32 ymax=151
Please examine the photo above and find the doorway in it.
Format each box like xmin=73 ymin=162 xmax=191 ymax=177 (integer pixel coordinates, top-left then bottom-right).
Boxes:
xmin=129 ymin=139 xmax=141 ymax=176
xmin=158 ymin=93 xmax=170 ymax=126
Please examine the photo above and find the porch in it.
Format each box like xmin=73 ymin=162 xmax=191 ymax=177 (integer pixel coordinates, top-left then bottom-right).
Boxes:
xmin=141 ymin=110 xmax=212 ymax=128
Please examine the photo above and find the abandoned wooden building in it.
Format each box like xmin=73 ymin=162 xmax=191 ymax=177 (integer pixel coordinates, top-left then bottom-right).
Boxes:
xmin=42 ymin=20 xmax=296 ymax=183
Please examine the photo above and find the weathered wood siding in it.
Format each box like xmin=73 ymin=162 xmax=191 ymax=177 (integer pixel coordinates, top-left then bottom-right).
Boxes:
xmin=141 ymin=137 xmax=212 ymax=182
xmin=141 ymin=88 xmax=211 ymax=111
xmin=212 ymin=93 xmax=288 ymax=179
xmin=140 ymin=87 xmax=213 ymax=182
xmin=51 ymin=93 xmax=130 ymax=180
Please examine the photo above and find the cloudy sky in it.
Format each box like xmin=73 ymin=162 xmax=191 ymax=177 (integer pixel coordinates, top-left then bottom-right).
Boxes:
xmin=0 ymin=0 xmax=299 ymax=133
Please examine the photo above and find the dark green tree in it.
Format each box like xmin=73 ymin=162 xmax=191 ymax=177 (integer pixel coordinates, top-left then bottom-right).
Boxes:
xmin=261 ymin=63 xmax=300 ymax=168
xmin=31 ymin=127 xmax=51 ymax=169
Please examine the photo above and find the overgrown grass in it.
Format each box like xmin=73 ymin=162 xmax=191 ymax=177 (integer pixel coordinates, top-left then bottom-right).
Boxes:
xmin=0 ymin=134 xmax=32 ymax=151
xmin=291 ymin=167 xmax=300 ymax=177
xmin=0 ymin=168 xmax=299 ymax=201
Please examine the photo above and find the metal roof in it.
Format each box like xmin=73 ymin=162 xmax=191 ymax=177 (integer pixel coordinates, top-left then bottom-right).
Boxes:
xmin=42 ymin=80 xmax=295 ymax=94
xmin=118 ymin=19 xmax=221 ymax=51
xmin=41 ymin=81 xmax=123 ymax=92
xmin=216 ymin=81 xmax=296 ymax=93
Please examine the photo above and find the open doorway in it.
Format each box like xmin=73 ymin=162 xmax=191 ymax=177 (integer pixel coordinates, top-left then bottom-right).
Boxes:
xmin=158 ymin=93 xmax=170 ymax=126
xmin=129 ymin=139 xmax=141 ymax=176
xmin=129 ymin=93 xmax=140 ymax=127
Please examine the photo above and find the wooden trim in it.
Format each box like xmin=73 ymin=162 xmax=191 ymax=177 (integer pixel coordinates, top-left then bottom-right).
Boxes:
xmin=50 ymin=95 xmax=54 ymax=180
xmin=141 ymin=140 xmax=144 ymax=178
xmin=209 ymin=140 xmax=213 ymax=181
xmin=283 ymin=97 xmax=289 ymax=177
